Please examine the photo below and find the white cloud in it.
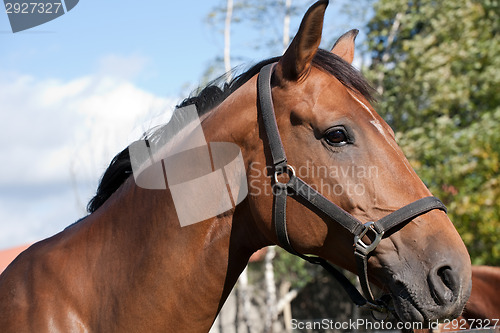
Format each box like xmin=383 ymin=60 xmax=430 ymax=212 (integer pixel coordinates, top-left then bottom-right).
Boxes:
xmin=97 ymin=54 xmax=150 ymax=81
xmin=0 ymin=71 xmax=177 ymax=249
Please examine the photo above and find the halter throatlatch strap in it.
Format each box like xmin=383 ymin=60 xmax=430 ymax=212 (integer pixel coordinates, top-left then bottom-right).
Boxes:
xmin=257 ymin=63 xmax=448 ymax=314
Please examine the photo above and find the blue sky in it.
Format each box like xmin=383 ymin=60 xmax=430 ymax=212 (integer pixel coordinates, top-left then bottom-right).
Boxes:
xmin=0 ymin=0 xmax=372 ymax=250
xmin=1 ymin=1 xmax=223 ymax=97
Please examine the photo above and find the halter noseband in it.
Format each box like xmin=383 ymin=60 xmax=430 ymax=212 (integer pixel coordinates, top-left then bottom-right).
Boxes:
xmin=257 ymin=63 xmax=447 ymax=314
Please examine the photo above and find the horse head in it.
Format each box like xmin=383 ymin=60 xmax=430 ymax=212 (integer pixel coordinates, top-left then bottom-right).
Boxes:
xmin=239 ymin=0 xmax=472 ymax=322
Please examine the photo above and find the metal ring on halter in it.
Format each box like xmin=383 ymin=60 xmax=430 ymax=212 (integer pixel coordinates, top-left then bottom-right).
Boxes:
xmin=362 ymin=300 xmax=389 ymax=314
xmin=274 ymin=164 xmax=296 ymax=185
xmin=369 ymin=295 xmax=393 ymax=321
xmin=371 ymin=308 xmax=390 ymax=321
xmin=354 ymin=221 xmax=384 ymax=255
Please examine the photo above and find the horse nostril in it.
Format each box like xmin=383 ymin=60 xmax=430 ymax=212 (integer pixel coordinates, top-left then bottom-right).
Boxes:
xmin=429 ymin=265 xmax=459 ymax=306
xmin=438 ymin=266 xmax=453 ymax=290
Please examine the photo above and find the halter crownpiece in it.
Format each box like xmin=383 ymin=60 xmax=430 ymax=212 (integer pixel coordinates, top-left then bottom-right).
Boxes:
xmin=257 ymin=63 xmax=447 ymax=314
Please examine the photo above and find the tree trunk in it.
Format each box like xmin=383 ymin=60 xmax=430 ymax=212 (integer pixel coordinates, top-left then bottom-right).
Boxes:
xmin=224 ymin=0 xmax=233 ymax=80
xmin=264 ymin=246 xmax=277 ymax=333
xmin=277 ymin=281 xmax=297 ymax=333
xmin=239 ymin=267 xmax=252 ymax=333
xmin=282 ymin=0 xmax=292 ymax=51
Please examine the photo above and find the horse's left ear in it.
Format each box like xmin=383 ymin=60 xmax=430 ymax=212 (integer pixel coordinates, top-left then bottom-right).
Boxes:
xmin=331 ymin=29 xmax=358 ymax=64
xmin=276 ymin=0 xmax=328 ymax=82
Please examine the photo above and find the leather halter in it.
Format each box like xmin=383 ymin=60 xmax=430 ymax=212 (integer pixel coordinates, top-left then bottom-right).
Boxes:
xmin=257 ymin=63 xmax=447 ymax=313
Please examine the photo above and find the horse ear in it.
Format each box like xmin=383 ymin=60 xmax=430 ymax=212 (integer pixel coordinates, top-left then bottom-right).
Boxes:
xmin=330 ymin=29 xmax=358 ymax=64
xmin=276 ymin=0 xmax=328 ymax=82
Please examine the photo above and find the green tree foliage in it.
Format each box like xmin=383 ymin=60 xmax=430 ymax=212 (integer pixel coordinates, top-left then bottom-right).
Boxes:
xmin=367 ymin=0 xmax=499 ymax=130
xmin=272 ymin=247 xmax=319 ymax=290
xmin=365 ymin=0 xmax=500 ymax=264
xmin=398 ymin=111 xmax=500 ymax=265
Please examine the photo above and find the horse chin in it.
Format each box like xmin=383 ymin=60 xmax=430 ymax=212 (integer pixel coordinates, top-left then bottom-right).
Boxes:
xmin=387 ymin=278 xmax=471 ymax=323
xmin=391 ymin=296 xmax=425 ymax=322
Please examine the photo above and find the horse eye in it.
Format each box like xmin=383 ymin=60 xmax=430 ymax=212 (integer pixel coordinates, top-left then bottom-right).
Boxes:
xmin=324 ymin=128 xmax=348 ymax=146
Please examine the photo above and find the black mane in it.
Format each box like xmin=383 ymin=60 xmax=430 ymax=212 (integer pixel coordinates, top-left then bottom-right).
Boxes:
xmin=86 ymin=49 xmax=375 ymax=213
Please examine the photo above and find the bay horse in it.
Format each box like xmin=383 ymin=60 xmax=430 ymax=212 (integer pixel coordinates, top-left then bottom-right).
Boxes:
xmin=0 ymin=1 xmax=471 ymax=331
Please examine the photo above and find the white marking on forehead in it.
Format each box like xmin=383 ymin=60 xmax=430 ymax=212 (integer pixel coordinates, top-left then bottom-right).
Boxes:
xmin=347 ymin=91 xmax=378 ymax=119
xmin=347 ymin=90 xmax=420 ymax=181
xmin=346 ymin=90 xmax=390 ymax=139
xmin=370 ymin=120 xmax=385 ymax=135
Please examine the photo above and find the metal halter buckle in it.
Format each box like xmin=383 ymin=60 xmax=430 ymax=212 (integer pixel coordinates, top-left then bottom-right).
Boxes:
xmin=354 ymin=221 xmax=384 ymax=254
xmin=274 ymin=164 xmax=296 ymax=185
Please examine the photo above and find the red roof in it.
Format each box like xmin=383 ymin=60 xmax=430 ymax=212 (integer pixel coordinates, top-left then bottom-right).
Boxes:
xmin=0 ymin=244 xmax=31 ymax=273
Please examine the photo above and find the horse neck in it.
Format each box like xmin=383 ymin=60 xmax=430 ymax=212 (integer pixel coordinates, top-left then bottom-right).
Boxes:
xmin=82 ymin=87 xmax=268 ymax=330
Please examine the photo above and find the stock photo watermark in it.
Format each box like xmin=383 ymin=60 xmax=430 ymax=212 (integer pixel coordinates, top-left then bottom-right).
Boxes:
xmin=292 ymin=318 xmax=433 ymax=332
xmin=3 ymin=0 xmax=79 ymax=33
xmin=129 ymin=105 xmax=248 ymax=227
xmin=291 ymin=318 xmax=500 ymax=331
xmin=129 ymin=104 xmax=379 ymax=227
xmin=248 ymin=160 xmax=378 ymax=197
